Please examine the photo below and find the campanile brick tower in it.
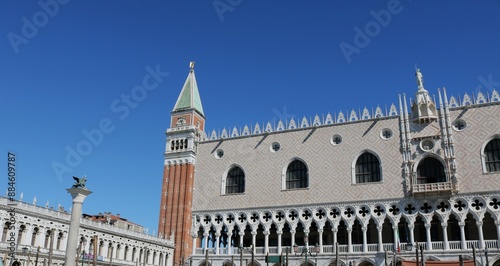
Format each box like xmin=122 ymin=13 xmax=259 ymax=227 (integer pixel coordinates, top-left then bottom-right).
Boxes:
xmin=158 ymin=62 xmax=205 ymax=266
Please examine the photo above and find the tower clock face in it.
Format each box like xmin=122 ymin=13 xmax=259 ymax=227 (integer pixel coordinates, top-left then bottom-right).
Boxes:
xmin=176 ymin=117 xmax=186 ymax=126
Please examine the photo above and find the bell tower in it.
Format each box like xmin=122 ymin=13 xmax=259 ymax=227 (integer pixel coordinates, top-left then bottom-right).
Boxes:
xmin=158 ymin=62 xmax=205 ymax=265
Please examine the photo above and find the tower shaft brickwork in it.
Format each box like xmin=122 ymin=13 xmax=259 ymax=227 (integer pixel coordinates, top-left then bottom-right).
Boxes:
xmin=158 ymin=62 xmax=204 ymax=266
xmin=159 ymin=162 xmax=194 ymax=265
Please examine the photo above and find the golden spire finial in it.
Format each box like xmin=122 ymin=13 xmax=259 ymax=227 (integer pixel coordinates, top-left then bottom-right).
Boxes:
xmin=189 ymin=61 xmax=195 ymax=70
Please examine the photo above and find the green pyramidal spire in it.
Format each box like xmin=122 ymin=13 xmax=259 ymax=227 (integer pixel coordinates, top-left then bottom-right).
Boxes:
xmin=172 ymin=61 xmax=204 ymax=116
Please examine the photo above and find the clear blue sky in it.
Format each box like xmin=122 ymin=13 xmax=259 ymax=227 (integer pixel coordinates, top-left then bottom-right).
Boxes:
xmin=1 ymin=1 xmax=499 ymax=234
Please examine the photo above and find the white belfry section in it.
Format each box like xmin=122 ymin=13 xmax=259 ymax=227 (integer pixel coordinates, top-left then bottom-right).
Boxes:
xmin=64 ymin=187 xmax=92 ymax=266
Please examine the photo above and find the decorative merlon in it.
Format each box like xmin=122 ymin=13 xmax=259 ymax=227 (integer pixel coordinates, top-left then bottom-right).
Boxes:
xmin=200 ymin=89 xmax=498 ymax=142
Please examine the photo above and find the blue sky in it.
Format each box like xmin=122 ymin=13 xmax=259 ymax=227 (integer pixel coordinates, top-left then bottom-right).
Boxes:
xmin=1 ymin=1 xmax=499 ymax=234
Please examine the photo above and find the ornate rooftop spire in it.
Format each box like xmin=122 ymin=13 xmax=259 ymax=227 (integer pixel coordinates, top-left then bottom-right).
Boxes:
xmin=172 ymin=61 xmax=204 ymax=116
xmin=411 ymin=68 xmax=437 ymax=123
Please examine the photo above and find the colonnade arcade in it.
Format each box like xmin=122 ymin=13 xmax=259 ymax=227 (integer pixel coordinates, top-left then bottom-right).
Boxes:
xmin=0 ymin=219 xmax=170 ymax=266
xmin=78 ymin=235 xmax=168 ymax=266
xmin=192 ymin=195 xmax=500 ymax=255
xmin=0 ymin=222 xmax=67 ymax=251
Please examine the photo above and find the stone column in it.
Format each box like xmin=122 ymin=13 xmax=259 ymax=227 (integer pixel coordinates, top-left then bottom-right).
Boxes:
xmin=408 ymin=224 xmax=415 ymax=248
xmin=84 ymin=236 xmax=91 ymax=253
xmin=64 ymin=187 xmax=92 ymax=266
xmin=125 ymin=247 xmax=131 ymax=261
xmin=264 ymin=231 xmax=269 ymax=254
xmin=495 ymin=221 xmax=500 ymax=249
xmin=227 ymin=232 xmax=233 ymax=255
xmin=425 ymin=224 xmax=432 ymax=250
xmin=251 ymin=231 xmax=257 ymax=251
xmin=441 ymin=223 xmax=449 ymax=250
xmin=377 ymin=226 xmax=383 ymax=252
xmin=35 ymin=231 xmax=44 ymax=247
xmin=99 ymin=240 xmax=107 ymax=257
xmin=277 ymin=230 xmax=282 ymax=254
xmin=332 ymin=228 xmax=338 ymax=251
xmin=118 ymin=245 xmax=125 ymax=260
xmin=239 ymin=232 xmax=245 ymax=248
xmin=24 ymin=225 xmax=34 ymax=246
xmin=458 ymin=222 xmax=466 ymax=250
xmin=393 ymin=226 xmax=399 ymax=252
xmin=61 ymin=231 xmax=69 ymax=252
xmin=192 ymin=233 xmax=197 ymax=255
xmin=215 ymin=233 xmax=220 ymax=254
xmin=203 ymin=233 xmax=209 ymax=251
xmin=318 ymin=229 xmax=324 ymax=254
xmin=362 ymin=226 xmax=368 ymax=252
xmin=347 ymin=227 xmax=353 ymax=253
xmin=290 ymin=230 xmax=296 ymax=248
xmin=476 ymin=221 xmax=485 ymax=249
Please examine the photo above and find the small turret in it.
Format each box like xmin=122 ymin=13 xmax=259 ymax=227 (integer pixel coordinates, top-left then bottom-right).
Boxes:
xmin=411 ymin=69 xmax=437 ymax=123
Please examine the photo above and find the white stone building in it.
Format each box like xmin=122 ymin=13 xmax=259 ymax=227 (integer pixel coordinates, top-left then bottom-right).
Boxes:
xmin=0 ymin=197 xmax=174 ymax=266
xmin=159 ymin=65 xmax=500 ymax=266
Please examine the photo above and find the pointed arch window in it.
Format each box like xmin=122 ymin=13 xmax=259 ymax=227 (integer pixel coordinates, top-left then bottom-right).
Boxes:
xmin=416 ymin=157 xmax=446 ymax=184
xmin=286 ymin=160 xmax=308 ymax=189
xmin=484 ymin=138 xmax=500 ymax=172
xmin=226 ymin=166 xmax=245 ymax=194
xmin=355 ymin=152 xmax=381 ymax=183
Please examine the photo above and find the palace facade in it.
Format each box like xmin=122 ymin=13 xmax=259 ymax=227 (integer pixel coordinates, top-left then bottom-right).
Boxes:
xmin=0 ymin=197 xmax=174 ymax=266
xmin=158 ymin=64 xmax=500 ymax=266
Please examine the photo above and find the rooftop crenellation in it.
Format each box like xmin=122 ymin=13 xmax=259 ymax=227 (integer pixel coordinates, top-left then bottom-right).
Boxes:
xmin=202 ymin=89 xmax=499 ymax=142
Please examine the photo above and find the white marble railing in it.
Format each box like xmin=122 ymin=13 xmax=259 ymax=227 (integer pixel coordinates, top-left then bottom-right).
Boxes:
xmin=413 ymin=182 xmax=452 ymax=193
xmin=194 ymin=240 xmax=499 ymax=256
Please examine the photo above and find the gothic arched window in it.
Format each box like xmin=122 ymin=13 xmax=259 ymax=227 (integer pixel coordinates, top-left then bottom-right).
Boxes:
xmin=226 ymin=166 xmax=245 ymax=194
xmin=286 ymin=160 xmax=308 ymax=189
xmin=355 ymin=152 xmax=381 ymax=183
xmin=485 ymin=138 xmax=500 ymax=172
xmin=417 ymin=157 xmax=446 ymax=184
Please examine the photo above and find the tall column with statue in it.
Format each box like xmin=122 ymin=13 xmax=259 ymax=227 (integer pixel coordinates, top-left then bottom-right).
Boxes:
xmin=64 ymin=176 xmax=92 ymax=266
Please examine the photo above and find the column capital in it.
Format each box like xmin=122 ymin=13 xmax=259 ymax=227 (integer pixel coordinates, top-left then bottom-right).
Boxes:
xmin=476 ymin=221 xmax=483 ymax=227
xmin=66 ymin=187 xmax=93 ymax=203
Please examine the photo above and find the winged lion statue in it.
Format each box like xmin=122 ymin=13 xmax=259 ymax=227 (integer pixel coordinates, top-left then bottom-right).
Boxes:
xmin=72 ymin=176 xmax=87 ymax=189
